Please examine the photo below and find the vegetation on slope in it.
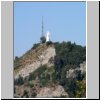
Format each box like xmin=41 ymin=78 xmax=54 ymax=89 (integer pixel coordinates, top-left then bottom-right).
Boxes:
xmin=53 ymin=41 xmax=86 ymax=98
xmin=14 ymin=41 xmax=86 ymax=98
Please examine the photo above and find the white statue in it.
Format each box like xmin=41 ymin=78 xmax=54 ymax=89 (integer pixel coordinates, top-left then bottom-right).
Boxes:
xmin=46 ymin=31 xmax=50 ymax=42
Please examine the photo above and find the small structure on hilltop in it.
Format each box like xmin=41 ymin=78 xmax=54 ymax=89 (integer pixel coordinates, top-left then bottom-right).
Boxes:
xmin=46 ymin=31 xmax=50 ymax=42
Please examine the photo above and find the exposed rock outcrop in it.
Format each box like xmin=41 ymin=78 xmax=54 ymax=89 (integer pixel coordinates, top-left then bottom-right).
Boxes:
xmin=36 ymin=85 xmax=68 ymax=98
xmin=66 ymin=61 xmax=86 ymax=78
xmin=14 ymin=44 xmax=56 ymax=79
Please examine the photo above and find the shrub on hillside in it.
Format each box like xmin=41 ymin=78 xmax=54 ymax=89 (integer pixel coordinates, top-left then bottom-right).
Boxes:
xmin=46 ymin=41 xmax=53 ymax=45
xmin=14 ymin=75 xmax=24 ymax=85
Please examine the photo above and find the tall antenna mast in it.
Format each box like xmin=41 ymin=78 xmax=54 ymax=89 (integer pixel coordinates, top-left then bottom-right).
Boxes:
xmin=42 ymin=16 xmax=44 ymax=37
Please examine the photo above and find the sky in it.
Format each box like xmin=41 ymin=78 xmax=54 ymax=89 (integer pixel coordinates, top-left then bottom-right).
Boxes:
xmin=14 ymin=2 xmax=86 ymax=57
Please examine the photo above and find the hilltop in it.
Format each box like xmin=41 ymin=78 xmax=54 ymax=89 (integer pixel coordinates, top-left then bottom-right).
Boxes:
xmin=14 ymin=41 xmax=86 ymax=98
xmin=14 ymin=43 xmax=55 ymax=79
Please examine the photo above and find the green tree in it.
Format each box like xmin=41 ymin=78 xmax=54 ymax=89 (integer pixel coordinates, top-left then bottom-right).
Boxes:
xmin=14 ymin=75 xmax=24 ymax=85
xmin=31 ymin=43 xmax=39 ymax=50
xmin=23 ymin=90 xmax=29 ymax=98
xmin=15 ymin=56 xmax=19 ymax=61
xmin=75 ymin=80 xmax=86 ymax=98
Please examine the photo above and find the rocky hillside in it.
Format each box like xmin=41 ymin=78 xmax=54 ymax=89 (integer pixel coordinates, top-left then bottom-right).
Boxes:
xmin=14 ymin=43 xmax=55 ymax=79
xmin=14 ymin=41 xmax=86 ymax=98
xmin=36 ymin=85 xmax=68 ymax=98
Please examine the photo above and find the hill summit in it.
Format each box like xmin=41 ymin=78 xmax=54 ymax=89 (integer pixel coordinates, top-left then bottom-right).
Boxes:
xmin=14 ymin=41 xmax=86 ymax=98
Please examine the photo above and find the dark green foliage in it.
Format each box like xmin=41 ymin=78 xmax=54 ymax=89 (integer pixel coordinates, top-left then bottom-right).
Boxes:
xmin=31 ymin=43 xmax=40 ymax=50
xmin=14 ymin=56 xmax=20 ymax=69
xmin=53 ymin=41 xmax=86 ymax=98
xmin=54 ymin=41 xmax=86 ymax=66
xmin=36 ymin=65 xmax=47 ymax=74
xmin=53 ymin=95 xmax=67 ymax=98
xmin=53 ymin=41 xmax=86 ymax=83
xmin=64 ymin=79 xmax=86 ymax=98
xmin=63 ymin=78 xmax=76 ymax=97
xmin=31 ymin=91 xmax=36 ymax=97
xmin=51 ymin=72 xmax=57 ymax=83
xmin=14 ymin=75 xmax=24 ymax=85
xmin=76 ymin=70 xmax=84 ymax=81
xmin=27 ymin=82 xmax=34 ymax=88
xmin=28 ymin=73 xmax=36 ymax=81
xmin=39 ymin=79 xmax=48 ymax=87
xmin=22 ymin=90 xmax=29 ymax=98
xmin=14 ymin=86 xmax=16 ymax=94
xmin=28 ymin=65 xmax=47 ymax=81
xmin=15 ymin=56 xmax=19 ymax=61
xmin=28 ymin=65 xmax=54 ymax=87
xmin=40 ymin=36 xmax=46 ymax=43
xmin=68 ymin=79 xmax=77 ymax=97
xmin=28 ymin=65 xmax=50 ymax=87
xmin=46 ymin=41 xmax=53 ymax=45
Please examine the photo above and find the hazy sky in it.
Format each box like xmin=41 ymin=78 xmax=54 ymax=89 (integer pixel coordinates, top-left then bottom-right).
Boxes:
xmin=14 ymin=2 xmax=86 ymax=57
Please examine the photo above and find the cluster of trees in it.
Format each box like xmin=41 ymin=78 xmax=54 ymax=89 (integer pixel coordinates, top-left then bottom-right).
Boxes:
xmin=28 ymin=65 xmax=51 ymax=87
xmin=53 ymin=41 xmax=86 ymax=98
xmin=28 ymin=41 xmax=86 ymax=98
xmin=52 ymin=41 xmax=85 ymax=80
xmin=54 ymin=41 xmax=86 ymax=66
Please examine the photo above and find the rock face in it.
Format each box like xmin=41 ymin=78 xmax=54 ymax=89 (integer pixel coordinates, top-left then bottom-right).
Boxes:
xmin=66 ymin=69 xmax=75 ymax=78
xmin=36 ymin=85 xmax=68 ymax=98
xmin=66 ymin=61 xmax=86 ymax=78
xmin=14 ymin=44 xmax=56 ymax=79
xmin=79 ymin=61 xmax=86 ymax=74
